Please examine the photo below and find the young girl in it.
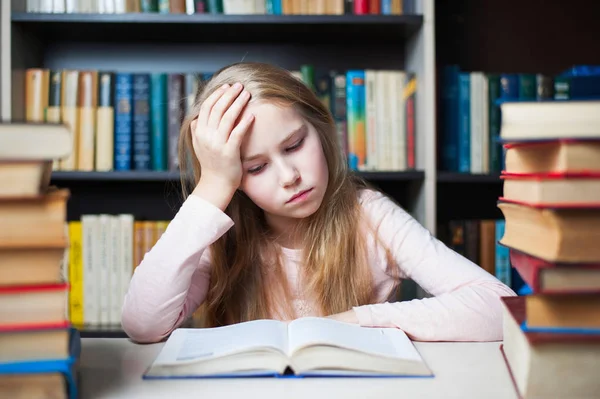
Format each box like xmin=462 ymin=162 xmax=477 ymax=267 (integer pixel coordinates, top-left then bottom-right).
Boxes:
xmin=121 ymin=62 xmax=516 ymax=344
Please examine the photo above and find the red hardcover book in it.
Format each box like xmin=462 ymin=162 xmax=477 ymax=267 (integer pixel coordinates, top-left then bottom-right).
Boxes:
xmin=354 ymin=0 xmax=368 ymax=14
xmin=509 ymin=249 xmax=600 ymax=294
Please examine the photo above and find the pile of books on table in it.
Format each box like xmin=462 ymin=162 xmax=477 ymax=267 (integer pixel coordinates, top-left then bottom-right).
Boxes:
xmin=496 ymin=100 xmax=600 ymax=398
xmin=0 ymin=123 xmax=79 ymax=398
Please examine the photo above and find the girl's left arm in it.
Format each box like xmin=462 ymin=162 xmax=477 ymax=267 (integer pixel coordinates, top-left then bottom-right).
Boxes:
xmin=345 ymin=190 xmax=517 ymax=342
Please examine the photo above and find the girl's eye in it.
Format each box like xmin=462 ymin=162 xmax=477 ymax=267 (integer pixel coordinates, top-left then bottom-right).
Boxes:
xmin=286 ymin=138 xmax=304 ymax=152
xmin=248 ymin=164 xmax=265 ymax=174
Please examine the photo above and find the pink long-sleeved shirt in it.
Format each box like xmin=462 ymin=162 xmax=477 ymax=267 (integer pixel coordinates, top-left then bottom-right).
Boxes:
xmin=121 ymin=188 xmax=516 ymax=343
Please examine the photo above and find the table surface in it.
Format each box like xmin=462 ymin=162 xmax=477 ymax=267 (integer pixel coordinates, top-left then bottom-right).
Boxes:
xmin=78 ymin=338 xmax=518 ymax=399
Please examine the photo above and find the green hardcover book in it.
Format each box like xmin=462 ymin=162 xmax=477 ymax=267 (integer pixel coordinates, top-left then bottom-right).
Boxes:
xmin=141 ymin=0 xmax=159 ymax=12
xmin=207 ymin=0 xmax=223 ymax=13
xmin=518 ymin=73 xmax=536 ymax=100
xmin=487 ymin=74 xmax=501 ymax=173
xmin=158 ymin=0 xmax=170 ymax=13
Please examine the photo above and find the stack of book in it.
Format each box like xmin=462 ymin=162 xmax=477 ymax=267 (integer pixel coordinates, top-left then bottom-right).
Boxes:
xmin=496 ymin=100 xmax=600 ymax=398
xmin=0 ymin=123 xmax=79 ymax=398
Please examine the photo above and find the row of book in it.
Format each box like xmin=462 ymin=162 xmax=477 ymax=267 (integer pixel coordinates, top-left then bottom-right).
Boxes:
xmin=0 ymin=123 xmax=78 ymax=398
xmin=66 ymin=217 xmax=168 ymax=328
xmin=24 ymin=66 xmax=417 ymax=173
xmin=495 ymin=98 xmax=600 ymax=397
xmin=26 ymin=0 xmax=414 ymax=15
xmin=440 ymin=65 xmax=600 ymax=174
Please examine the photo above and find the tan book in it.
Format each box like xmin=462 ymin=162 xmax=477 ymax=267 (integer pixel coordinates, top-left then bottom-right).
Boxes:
xmin=0 ymin=283 xmax=68 ymax=327
xmin=502 ymin=174 xmax=600 ymax=207
xmin=133 ymin=221 xmax=144 ymax=270
xmin=0 ymin=161 xmax=52 ymax=198
xmin=96 ymin=72 xmax=114 ymax=171
xmin=170 ymin=0 xmax=185 ymax=13
xmin=0 ymin=373 xmax=66 ymax=399
xmin=525 ymin=294 xmax=600 ymax=329
xmin=504 ymin=140 xmax=600 ymax=174
xmin=478 ymin=220 xmax=496 ymax=275
xmin=25 ymin=69 xmax=49 ymax=123
xmin=0 ymin=328 xmax=69 ymax=364
xmin=0 ymin=246 xmax=66 ymax=286
xmin=0 ymin=122 xmax=72 ymax=161
xmin=77 ymin=71 xmax=98 ymax=171
xmin=498 ymin=201 xmax=600 ymax=263
xmin=60 ymin=70 xmax=80 ymax=171
xmin=0 ymin=188 xmax=69 ymax=248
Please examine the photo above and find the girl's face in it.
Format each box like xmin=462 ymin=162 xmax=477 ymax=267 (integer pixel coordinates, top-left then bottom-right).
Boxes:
xmin=238 ymin=101 xmax=329 ymax=235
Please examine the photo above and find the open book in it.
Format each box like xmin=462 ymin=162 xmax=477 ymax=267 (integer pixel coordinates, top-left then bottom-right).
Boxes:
xmin=143 ymin=317 xmax=433 ymax=378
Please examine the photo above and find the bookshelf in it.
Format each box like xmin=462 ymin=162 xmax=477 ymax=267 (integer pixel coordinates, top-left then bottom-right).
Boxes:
xmin=0 ymin=0 xmax=437 ymax=337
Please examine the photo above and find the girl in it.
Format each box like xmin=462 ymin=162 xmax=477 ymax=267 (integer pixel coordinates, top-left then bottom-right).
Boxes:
xmin=121 ymin=62 xmax=516 ymax=344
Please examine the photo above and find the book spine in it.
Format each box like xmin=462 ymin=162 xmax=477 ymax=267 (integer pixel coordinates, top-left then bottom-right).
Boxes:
xmin=133 ymin=73 xmax=152 ymax=171
xmin=330 ymin=71 xmax=348 ymax=159
xmin=96 ymin=72 xmax=115 ymax=171
xmin=353 ymin=0 xmax=367 ymax=14
xmin=77 ymin=71 xmax=98 ymax=171
xmin=536 ymin=74 xmax=554 ymax=100
xmin=151 ymin=73 xmax=168 ymax=171
xmin=114 ymin=73 xmax=133 ymax=171
xmin=47 ymin=70 xmax=63 ymax=171
xmin=404 ymin=73 xmax=416 ymax=170
xmin=441 ymin=65 xmax=459 ymax=171
xmin=68 ymin=221 xmax=84 ymax=328
xmin=487 ymin=74 xmax=501 ymax=173
xmin=109 ymin=215 xmax=122 ymax=326
xmin=207 ymin=0 xmax=223 ymax=13
xmin=495 ymin=220 xmax=512 ymax=287
xmin=140 ymin=0 xmax=158 ymax=11
xmin=518 ymin=73 xmax=537 ymax=100
xmin=364 ymin=70 xmax=377 ymax=171
xmin=457 ymin=73 xmax=470 ymax=173
xmin=346 ymin=70 xmax=366 ymax=171
xmin=98 ymin=214 xmax=111 ymax=326
xmin=167 ymin=74 xmax=184 ymax=171
xmin=381 ymin=0 xmax=391 ymax=14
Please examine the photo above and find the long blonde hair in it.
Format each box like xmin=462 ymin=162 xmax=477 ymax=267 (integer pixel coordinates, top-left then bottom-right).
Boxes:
xmin=178 ymin=62 xmax=394 ymax=327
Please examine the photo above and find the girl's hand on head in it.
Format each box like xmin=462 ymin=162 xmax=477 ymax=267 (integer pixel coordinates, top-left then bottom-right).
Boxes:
xmin=191 ymin=82 xmax=254 ymax=193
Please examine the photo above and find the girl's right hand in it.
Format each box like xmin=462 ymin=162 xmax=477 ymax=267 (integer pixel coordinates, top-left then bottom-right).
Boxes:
xmin=190 ymin=82 xmax=254 ymax=206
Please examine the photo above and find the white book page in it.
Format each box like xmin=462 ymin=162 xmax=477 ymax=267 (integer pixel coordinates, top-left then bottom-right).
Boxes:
xmin=288 ymin=317 xmax=424 ymax=362
xmin=152 ymin=320 xmax=288 ymax=366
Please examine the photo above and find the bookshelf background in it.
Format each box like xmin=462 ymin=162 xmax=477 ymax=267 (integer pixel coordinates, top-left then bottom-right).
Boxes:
xmin=0 ymin=0 xmax=435 ymax=337
xmin=6 ymin=0 xmax=599 ymax=338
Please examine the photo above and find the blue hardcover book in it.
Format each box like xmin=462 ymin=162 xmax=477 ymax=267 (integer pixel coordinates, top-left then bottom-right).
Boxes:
xmin=441 ymin=65 xmax=460 ymax=171
xmin=114 ymin=73 xmax=133 ymax=171
xmin=495 ymin=220 xmax=511 ymax=287
xmin=133 ymin=73 xmax=152 ymax=170
xmin=0 ymin=328 xmax=81 ymax=399
xmin=142 ymin=318 xmax=434 ymax=379
xmin=457 ymin=73 xmax=470 ymax=173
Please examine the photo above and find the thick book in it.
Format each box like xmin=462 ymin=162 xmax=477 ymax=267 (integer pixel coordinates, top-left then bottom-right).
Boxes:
xmin=500 ymin=296 xmax=600 ymax=399
xmin=143 ymin=317 xmax=433 ymax=379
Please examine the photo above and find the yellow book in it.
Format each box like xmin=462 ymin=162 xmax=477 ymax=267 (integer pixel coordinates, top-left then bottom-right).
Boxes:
xmin=68 ymin=221 xmax=84 ymax=328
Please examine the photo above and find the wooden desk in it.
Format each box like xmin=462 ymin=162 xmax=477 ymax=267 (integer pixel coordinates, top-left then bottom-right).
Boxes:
xmin=79 ymin=338 xmax=517 ymax=398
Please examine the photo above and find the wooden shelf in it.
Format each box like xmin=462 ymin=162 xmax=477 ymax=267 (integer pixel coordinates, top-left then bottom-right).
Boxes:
xmin=50 ymin=170 xmax=425 ymax=183
xmin=437 ymin=172 xmax=502 ymax=183
xmin=11 ymin=13 xmax=423 ymax=44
